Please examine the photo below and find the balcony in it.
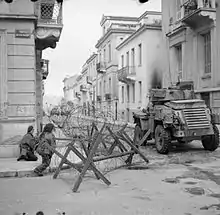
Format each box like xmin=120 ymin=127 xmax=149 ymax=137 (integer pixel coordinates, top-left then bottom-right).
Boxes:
xmin=35 ymin=0 xmax=63 ymax=50
xmin=96 ymin=62 xmax=106 ymax=74
xmin=41 ymin=59 xmax=49 ymax=80
xmin=80 ymin=84 xmax=87 ymax=92
xmin=181 ymin=0 xmax=216 ymax=29
xmin=105 ymin=93 xmax=111 ymax=101
xmin=86 ymin=76 xmax=93 ymax=85
xmin=117 ymin=66 xmax=136 ymax=84
xmin=75 ymin=92 xmax=81 ymax=99
xmin=97 ymin=95 xmax=102 ymax=102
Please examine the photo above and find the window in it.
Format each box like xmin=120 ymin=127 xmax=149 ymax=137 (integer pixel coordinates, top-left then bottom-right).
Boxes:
xmin=104 ymin=48 xmax=106 ymax=62
xmin=126 ymin=51 xmax=129 ymax=66
xmin=104 ymin=80 xmax=106 ymax=94
xmin=139 ymin=81 xmax=142 ymax=102
xmin=127 ymin=85 xmax=130 ymax=102
xmin=122 ymin=111 xmax=125 ymax=120
xmin=122 ymin=86 xmax=124 ymax=103
xmin=175 ymin=44 xmax=182 ymax=79
xmin=203 ymin=32 xmax=211 ymax=74
xmin=131 ymin=48 xmax=135 ymax=67
xmin=176 ymin=0 xmax=183 ymax=21
xmin=108 ymin=43 xmax=111 ymax=62
xmin=132 ymin=83 xmax=135 ymax=103
xmin=121 ymin=55 xmax=124 ymax=68
xmin=109 ymin=77 xmax=111 ymax=93
xmin=201 ymin=92 xmax=210 ymax=108
xmin=138 ymin=44 xmax=142 ymax=66
xmin=99 ymin=82 xmax=102 ymax=95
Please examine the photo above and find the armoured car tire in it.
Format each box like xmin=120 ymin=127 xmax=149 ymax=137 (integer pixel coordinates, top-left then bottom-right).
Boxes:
xmin=134 ymin=125 xmax=143 ymax=145
xmin=202 ymin=124 xmax=219 ymax=151
xmin=155 ymin=125 xmax=171 ymax=154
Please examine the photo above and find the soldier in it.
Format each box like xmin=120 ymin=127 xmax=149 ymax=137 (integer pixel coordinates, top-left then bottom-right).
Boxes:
xmin=34 ymin=123 xmax=56 ymax=177
xmin=17 ymin=125 xmax=38 ymax=162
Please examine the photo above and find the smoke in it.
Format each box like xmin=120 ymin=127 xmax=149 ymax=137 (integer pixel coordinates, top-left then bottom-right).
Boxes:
xmin=150 ymin=68 xmax=162 ymax=89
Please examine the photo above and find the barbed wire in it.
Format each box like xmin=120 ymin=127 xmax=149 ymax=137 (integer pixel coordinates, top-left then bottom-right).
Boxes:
xmin=44 ymin=101 xmax=135 ymax=172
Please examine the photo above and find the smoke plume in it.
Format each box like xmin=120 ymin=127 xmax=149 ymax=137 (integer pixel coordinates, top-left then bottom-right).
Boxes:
xmin=150 ymin=69 xmax=162 ymax=89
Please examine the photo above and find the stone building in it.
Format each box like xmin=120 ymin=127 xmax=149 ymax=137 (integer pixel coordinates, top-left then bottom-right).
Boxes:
xmin=116 ymin=11 xmax=163 ymax=122
xmin=0 ymin=0 xmax=63 ymax=157
xmin=162 ymin=0 xmax=220 ymax=113
xmin=63 ymin=75 xmax=79 ymax=103
xmin=63 ymin=53 xmax=98 ymax=112
xmin=95 ymin=15 xmax=141 ymax=119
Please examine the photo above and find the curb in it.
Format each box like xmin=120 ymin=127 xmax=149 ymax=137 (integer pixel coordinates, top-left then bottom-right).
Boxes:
xmin=0 ymin=165 xmax=71 ymax=178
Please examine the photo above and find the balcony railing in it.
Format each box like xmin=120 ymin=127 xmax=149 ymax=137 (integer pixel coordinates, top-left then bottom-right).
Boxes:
xmin=75 ymin=92 xmax=81 ymax=98
xmin=80 ymin=85 xmax=87 ymax=92
xmin=97 ymin=95 xmax=102 ymax=102
xmin=41 ymin=59 xmax=49 ymax=80
xmin=105 ymin=93 xmax=111 ymax=101
xmin=86 ymin=76 xmax=93 ymax=85
xmin=117 ymin=66 xmax=136 ymax=84
xmin=96 ymin=62 xmax=106 ymax=73
xmin=181 ymin=0 xmax=216 ymax=28
xmin=36 ymin=0 xmax=63 ymax=26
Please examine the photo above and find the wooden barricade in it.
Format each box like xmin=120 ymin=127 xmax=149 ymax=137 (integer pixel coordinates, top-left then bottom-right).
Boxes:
xmin=46 ymin=122 xmax=150 ymax=193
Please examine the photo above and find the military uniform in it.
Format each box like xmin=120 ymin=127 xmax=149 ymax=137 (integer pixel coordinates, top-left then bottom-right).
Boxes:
xmin=17 ymin=133 xmax=38 ymax=161
xmin=34 ymin=132 xmax=56 ymax=175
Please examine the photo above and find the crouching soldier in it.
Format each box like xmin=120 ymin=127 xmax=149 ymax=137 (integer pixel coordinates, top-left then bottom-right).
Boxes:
xmin=17 ymin=126 xmax=38 ymax=161
xmin=34 ymin=123 xmax=56 ymax=177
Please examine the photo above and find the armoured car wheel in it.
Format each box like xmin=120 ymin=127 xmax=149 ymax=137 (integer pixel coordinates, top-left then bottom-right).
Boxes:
xmin=155 ymin=125 xmax=171 ymax=154
xmin=202 ymin=124 xmax=219 ymax=151
xmin=134 ymin=125 xmax=143 ymax=145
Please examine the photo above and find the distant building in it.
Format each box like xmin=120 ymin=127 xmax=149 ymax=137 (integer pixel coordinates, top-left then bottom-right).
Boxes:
xmin=162 ymin=0 xmax=219 ymax=112
xmin=95 ymin=15 xmax=141 ymax=119
xmin=63 ymin=75 xmax=79 ymax=103
xmin=63 ymin=53 xmax=98 ymax=113
xmin=0 ymin=0 xmax=63 ymax=157
xmin=116 ymin=11 xmax=163 ymax=122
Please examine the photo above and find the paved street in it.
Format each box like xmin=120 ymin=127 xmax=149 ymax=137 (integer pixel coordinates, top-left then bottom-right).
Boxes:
xmin=1 ymin=141 xmax=220 ymax=215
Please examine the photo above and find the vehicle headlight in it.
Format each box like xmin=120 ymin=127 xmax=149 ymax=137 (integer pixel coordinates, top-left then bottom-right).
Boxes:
xmin=206 ymin=108 xmax=211 ymax=121
xmin=174 ymin=110 xmax=185 ymax=124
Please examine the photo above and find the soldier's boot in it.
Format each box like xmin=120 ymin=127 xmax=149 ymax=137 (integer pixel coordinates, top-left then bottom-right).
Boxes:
xmin=33 ymin=170 xmax=43 ymax=177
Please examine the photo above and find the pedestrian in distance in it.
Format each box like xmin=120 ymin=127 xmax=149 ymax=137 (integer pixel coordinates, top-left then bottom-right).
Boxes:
xmin=34 ymin=123 xmax=56 ymax=177
xmin=17 ymin=125 xmax=38 ymax=162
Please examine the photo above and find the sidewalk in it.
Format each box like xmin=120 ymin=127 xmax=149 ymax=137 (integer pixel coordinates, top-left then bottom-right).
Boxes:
xmin=0 ymin=145 xmax=79 ymax=178
xmin=0 ymin=156 xmax=71 ymax=178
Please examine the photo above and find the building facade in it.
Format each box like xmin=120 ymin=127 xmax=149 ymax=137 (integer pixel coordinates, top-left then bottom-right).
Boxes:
xmin=162 ymin=0 xmax=219 ymax=113
xmin=63 ymin=53 xmax=98 ymax=113
xmin=63 ymin=75 xmax=79 ymax=103
xmin=116 ymin=11 xmax=163 ymax=122
xmin=0 ymin=0 xmax=63 ymax=157
xmin=95 ymin=15 xmax=141 ymax=119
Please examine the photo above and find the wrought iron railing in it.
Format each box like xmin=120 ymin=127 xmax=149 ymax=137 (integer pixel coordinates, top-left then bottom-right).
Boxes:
xmin=96 ymin=62 xmax=106 ymax=73
xmin=86 ymin=76 xmax=93 ymax=84
xmin=41 ymin=59 xmax=49 ymax=79
xmin=182 ymin=0 xmax=216 ymax=17
xmin=80 ymin=85 xmax=87 ymax=92
xmin=36 ymin=0 xmax=63 ymax=25
xmin=118 ymin=66 xmax=136 ymax=83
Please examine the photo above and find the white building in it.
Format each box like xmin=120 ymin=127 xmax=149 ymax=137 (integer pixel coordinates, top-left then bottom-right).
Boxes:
xmin=63 ymin=75 xmax=79 ymax=103
xmin=116 ymin=11 xmax=163 ymax=122
xmin=95 ymin=15 xmax=141 ymax=119
xmin=63 ymin=53 xmax=98 ymax=113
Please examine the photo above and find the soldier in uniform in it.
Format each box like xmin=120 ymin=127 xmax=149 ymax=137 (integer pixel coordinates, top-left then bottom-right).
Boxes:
xmin=34 ymin=123 xmax=56 ymax=177
xmin=17 ymin=125 xmax=38 ymax=161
